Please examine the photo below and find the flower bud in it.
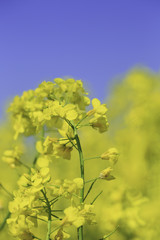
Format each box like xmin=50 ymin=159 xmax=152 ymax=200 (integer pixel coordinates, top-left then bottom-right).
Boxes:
xmin=101 ymin=148 xmax=119 ymax=164
xmin=99 ymin=167 xmax=115 ymax=180
xmin=87 ymin=109 xmax=96 ymax=116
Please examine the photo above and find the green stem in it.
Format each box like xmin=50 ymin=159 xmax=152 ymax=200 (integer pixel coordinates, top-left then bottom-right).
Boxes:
xmin=0 ymin=211 xmax=10 ymax=231
xmin=84 ymin=156 xmax=101 ymax=161
xmin=29 ymin=215 xmax=48 ymax=223
xmin=32 ymin=236 xmax=42 ymax=240
xmin=33 ymin=154 xmax=39 ymax=166
xmin=91 ymin=190 xmax=103 ymax=205
xmin=41 ymin=190 xmax=51 ymax=240
xmin=77 ymin=124 xmax=91 ymax=129
xmin=64 ymin=119 xmax=85 ymax=240
xmin=50 ymin=225 xmax=61 ymax=235
xmin=75 ymin=114 xmax=88 ymax=127
xmin=16 ymin=159 xmax=30 ymax=170
xmin=74 ymin=127 xmax=84 ymax=240
xmin=99 ymin=225 xmax=119 ymax=239
xmin=84 ymin=179 xmax=97 ymax=202
xmin=85 ymin=177 xmax=99 ymax=184
xmin=51 ymin=210 xmax=63 ymax=212
xmin=66 ymin=134 xmax=78 ymax=150
xmin=0 ymin=183 xmax=13 ymax=198
xmin=51 ymin=213 xmax=62 ymax=220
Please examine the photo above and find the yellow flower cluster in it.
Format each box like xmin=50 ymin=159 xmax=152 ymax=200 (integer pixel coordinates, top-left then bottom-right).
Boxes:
xmin=9 ymin=78 xmax=109 ymax=141
xmin=50 ymin=178 xmax=83 ymax=199
xmin=8 ymin=79 xmax=90 ymax=139
xmin=7 ymin=167 xmax=50 ymax=239
xmin=62 ymin=204 xmax=95 ymax=228
xmin=52 ymin=204 xmax=95 ymax=239
xmin=36 ymin=136 xmax=74 ymax=167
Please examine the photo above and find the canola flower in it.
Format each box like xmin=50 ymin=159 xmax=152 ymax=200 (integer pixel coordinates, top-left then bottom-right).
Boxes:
xmin=0 ymin=78 xmax=118 ymax=240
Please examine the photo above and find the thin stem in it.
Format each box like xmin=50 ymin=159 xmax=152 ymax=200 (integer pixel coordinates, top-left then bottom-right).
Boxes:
xmin=57 ymin=138 xmax=68 ymax=141
xmin=51 ymin=210 xmax=63 ymax=212
xmin=75 ymin=114 xmax=88 ymax=128
xmin=99 ymin=225 xmax=119 ymax=239
xmin=85 ymin=177 xmax=99 ymax=184
xmin=84 ymin=156 xmax=101 ymax=161
xmin=29 ymin=215 xmax=48 ymax=223
xmin=33 ymin=206 xmax=47 ymax=209
xmin=74 ymin=127 xmax=84 ymax=240
xmin=91 ymin=190 xmax=103 ymax=205
xmin=32 ymin=236 xmax=42 ymax=240
xmin=84 ymin=179 xmax=97 ymax=202
xmin=51 ymin=213 xmax=62 ymax=220
xmin=50 ymin=225 xmax=61 ymax=235
xmin=33 ymin=154 xmax=39 ymax=166
xmin=72 ymin=193 xmax=82 ymax=199
xmin=77 ymin=124 xmax=91 ymax=129
xmin=50 ymin=197 xmax=62 ymax=207
xmin=16 ymin=159 xmax=30 ymax=170
xmin=0 ymin=183 xmax=13 ymax=198
xmin=49 ymin=196 xmax=60 ymax=204
xmin=0 ymin=211 xmax=10 ymax=231
xmin=66 ymin=134 xmax=78 ymax=150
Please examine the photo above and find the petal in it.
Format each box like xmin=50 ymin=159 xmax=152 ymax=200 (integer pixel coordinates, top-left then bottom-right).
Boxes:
xmin=92 ymin=98 xmax=101 ymax=108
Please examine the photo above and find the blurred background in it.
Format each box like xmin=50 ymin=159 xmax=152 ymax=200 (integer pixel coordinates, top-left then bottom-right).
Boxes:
xmin=1 ymin=1 xmax=160 ymax=240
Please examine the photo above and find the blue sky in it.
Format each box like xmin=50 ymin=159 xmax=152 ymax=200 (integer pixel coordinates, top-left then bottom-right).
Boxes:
xmin=0 ymin=0 xmax=160 ymax=117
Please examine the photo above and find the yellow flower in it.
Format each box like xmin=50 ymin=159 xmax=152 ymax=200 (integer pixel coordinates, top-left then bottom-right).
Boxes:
xmin=87 ymin=98 xmax=109 ymax=133
xmin=63 ymin=206 xmax=85 ymax=228
xmin=90 ymin=116 xmax=109 ymax=133
xmin=88 ymin=98 xmax=107 ymax=116
xmin=49 ymin=178 xmax=83 ymax=198
xmin=62 ymin=204 xmax=95 ymax=228
xmin=53 ymin=143 xmax=73 ymax=160
xmin=52 ymin=228 xmax=70 ymax=239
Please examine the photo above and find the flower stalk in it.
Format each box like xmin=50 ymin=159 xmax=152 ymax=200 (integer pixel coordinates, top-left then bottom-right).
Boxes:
xmin=66 ymin=120 xmax=85 ymax=240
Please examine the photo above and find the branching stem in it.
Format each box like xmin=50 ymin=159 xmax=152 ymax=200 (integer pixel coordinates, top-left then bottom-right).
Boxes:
xmin=65 ymin=119 xmax=84 ymax=240
xmin=41 ymin=189 xmax=52 ymax=240
xmin=74 ymin=126 xmax=84 ymax=240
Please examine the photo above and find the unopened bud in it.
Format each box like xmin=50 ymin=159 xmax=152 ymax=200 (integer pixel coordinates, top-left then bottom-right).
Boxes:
xmin=87 ymin=109 xmax=96 ymax=116
xmin=101 ymin=148 xmax=119 ymax=164
xmin=99 ymin=167 xmax=115 ymax=180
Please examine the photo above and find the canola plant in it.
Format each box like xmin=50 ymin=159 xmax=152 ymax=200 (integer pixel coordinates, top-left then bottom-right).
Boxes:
xmin=0 ymin=69 xmax=160 ymax=240
xmin=0 ymin=78 xmax=118 ymax=240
